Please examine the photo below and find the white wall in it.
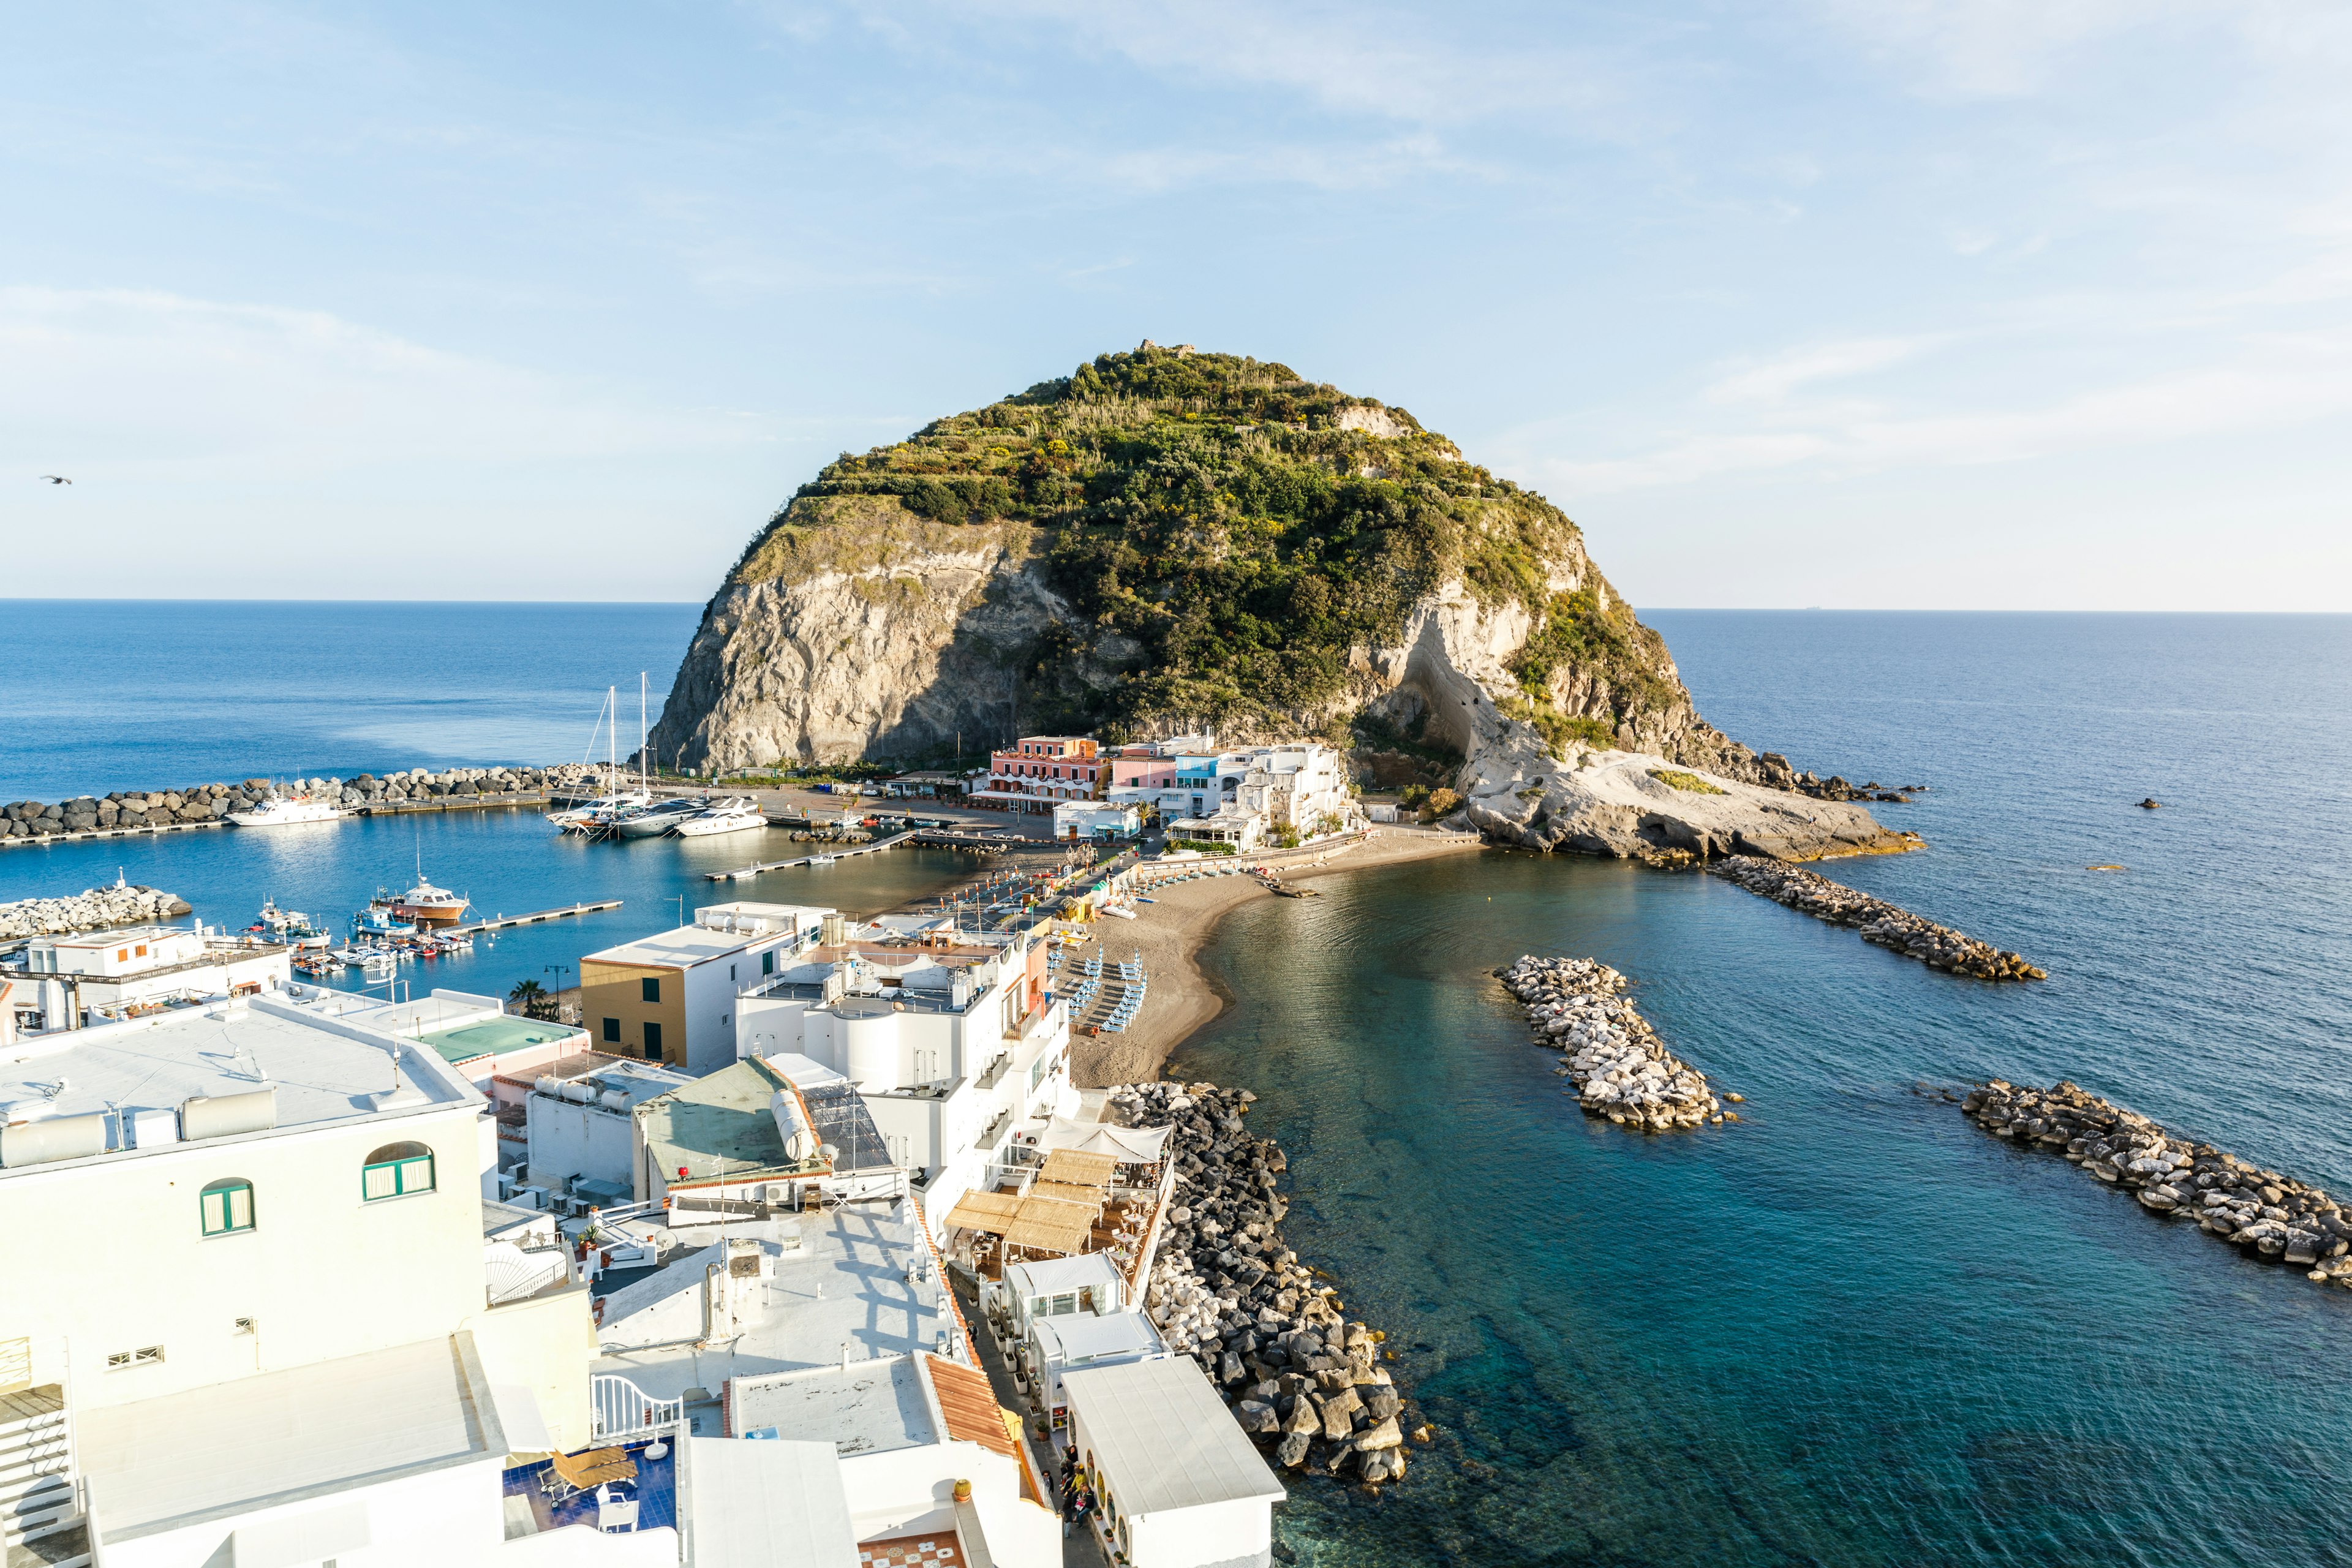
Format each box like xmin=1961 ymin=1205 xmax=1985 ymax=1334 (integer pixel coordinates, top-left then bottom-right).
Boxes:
xmin=837 ymin=1441 xmax=1054 ymax=1563
xmin=525 ymin=1094 xmax=636 ymax=1193
xmin=91 ymin=1446 xmax=502 ymax=1568
xmin=1128 ymin=1496 xmax=1273 ymax=1568
xmin=0 ymin=1103 xmax=488 ymax=1408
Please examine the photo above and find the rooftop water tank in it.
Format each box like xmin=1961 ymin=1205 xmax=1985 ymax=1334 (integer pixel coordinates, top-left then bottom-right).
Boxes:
xmin=534 ymin=1076 xmax=562 ymax=1098
xmin=600 ymin=1089 xmax=631 ymax=1112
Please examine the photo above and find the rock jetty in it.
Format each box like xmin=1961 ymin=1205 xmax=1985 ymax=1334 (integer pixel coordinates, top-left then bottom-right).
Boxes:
xmin=1964 ymin=1080 xmax=2352 ymax=1289
xmin=0 ymin=884 xmax=191 ymax=940
xmin=1713 ymin=856 xmax=2045 ymax=981
xmin=1113 ymin=1080 xmax=1419 ymax=1488
xmin=1498 ymin=956 xmax=1725 ymax=1129
xmin=2 ymin=764 xmax=597 ymax=842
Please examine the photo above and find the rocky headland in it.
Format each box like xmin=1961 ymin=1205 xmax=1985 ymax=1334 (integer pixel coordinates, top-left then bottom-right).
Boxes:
xmin=1 ymin=884 xmax=192 ymax=940
xmin=642 ymin=344 xmax=1903 ymax=864
xmin=1498 ymin=956 xmax=1727 ymax=1129
xmin=1964 ymin=1080 xmax=2352 ymax=1287
xmin=1713 ymin=856 xmax=2045 ymax=981
xmin=1115 ymin=1080 xmax=1420 ymax=1488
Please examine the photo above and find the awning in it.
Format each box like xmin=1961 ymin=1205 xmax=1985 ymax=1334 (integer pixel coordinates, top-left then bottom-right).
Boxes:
xmin=1029 ymin=1179 xmax=1105 ymax=1208
xmin=1037 ymin=1148 xmax=1120 ymax=1190
xmin=1036 ymin=1118 xmax=1172 ymax=1164
xmin=943 ymin=1191 xmax=1023 ymax=1234
xmin=1001 ymin=1197 xmax=1098 ymax=1257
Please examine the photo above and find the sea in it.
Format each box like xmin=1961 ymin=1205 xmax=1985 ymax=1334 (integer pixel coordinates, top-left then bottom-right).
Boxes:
xmin=0 ymin=599 xmax=977 ymax=995
xmin=6 ymin=604 xmax=2350 ymax=1566
xmin=1174 ymin=611 xmax=2352 ymax=1567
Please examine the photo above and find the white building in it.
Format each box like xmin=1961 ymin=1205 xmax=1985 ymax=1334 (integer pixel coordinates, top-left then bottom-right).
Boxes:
xmin=1127 ymin=742 xmax=1358 ymax=850
xmin=13 ymin=923 xmax=289 ymax=1027
xmin=1053 ymin=800 xmax=1140 ymax=842
xmin=581 ymin=903 xmax=834 ymax=1076
xmin=1063 ymin=1357 xmax=1286 ymax=1568
xmin=0 ymin=992 xmax=635 ymax=1566
xmin=592 ymin=1202 xmax=1055 ymax=1564
xmin=732 ymin=932 xmax=1073 ymax=1245
xmin=1025 ymin=1311 xmax=1168 ymax=1428
xmin=521 ymin=1055 xmax=693 ymax=1204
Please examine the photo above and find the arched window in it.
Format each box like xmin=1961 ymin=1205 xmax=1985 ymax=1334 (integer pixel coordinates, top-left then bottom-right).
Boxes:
xmin=361 ymin=1140 xmax=434 ymax=1202
xmin=200 ymin=1178 xmax=254 ymax=1236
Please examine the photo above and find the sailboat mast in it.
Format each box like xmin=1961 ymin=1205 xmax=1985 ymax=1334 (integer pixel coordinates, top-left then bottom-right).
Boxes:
xmin=639 ymin=672 xmax=648 ymax=793
xmin=607 ymin=685 xmax=617 ymax=793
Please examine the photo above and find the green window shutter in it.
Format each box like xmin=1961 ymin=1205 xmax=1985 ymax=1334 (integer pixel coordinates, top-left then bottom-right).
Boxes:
xmin=201 ymin=1188 xmax=226 ymax=1235
xmin=641 ymin=976 xmax=661 ymax=1003
xmin=762 ymin=951 xmax=774 ymax=976
xmin=396 ymin=1155 xmax=434 ymax=1194
xmin=362 ymin=1162 xmax=398 ymax=1200
xmin=227 ymin=1183 xmax=254 ymax=1230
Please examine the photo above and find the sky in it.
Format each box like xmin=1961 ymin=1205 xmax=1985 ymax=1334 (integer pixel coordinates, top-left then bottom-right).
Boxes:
xmin=4 ymin=1 xmax=2348 ymax=610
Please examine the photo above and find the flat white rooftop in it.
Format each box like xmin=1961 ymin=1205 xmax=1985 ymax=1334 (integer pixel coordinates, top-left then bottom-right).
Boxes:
xmin=586 ymin=923 xmax=790 ymax=968
xmin=1035 ymin=1311 xmax=1164 ymax=1366
xmin=79 ymin=1334 xmax=502 ymax=1542
xmin=680 ymin=1436 xmax=858 ymax=1568
xmin=729 ymin=1357 xmax=933 ymax=1457
xmin=287 ymin=986 xmax=502 ymax=1037
xmin=595 ymin=1205 xmax=942 ymax=1403
xmin=0 ymin=994 xmax=478 ymax=1175
xmin=1062 ymin=1357 xmax=1284 ymax=1517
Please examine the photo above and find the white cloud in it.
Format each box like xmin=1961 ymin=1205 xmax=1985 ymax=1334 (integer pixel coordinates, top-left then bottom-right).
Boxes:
xmin=1703 ymin=336 xmax=1946 ymax=404
xmin=0 ymin=287 xmax=768 ymax=477
xmin=1525 ymin=328 xmax=2352 ymax=494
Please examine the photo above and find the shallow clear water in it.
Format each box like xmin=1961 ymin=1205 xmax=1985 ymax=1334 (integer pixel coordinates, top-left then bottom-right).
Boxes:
xmin=1174 ymin=612 xmax=2352 ymax=1567
xmin=0 ymin=598 xmax=701 ymax=801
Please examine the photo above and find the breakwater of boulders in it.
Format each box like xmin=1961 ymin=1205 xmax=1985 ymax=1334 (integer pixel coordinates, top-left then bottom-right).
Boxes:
xmin=1965 ymin=1080 xmax=2352 ymax=1289
xmin=1499 ymin=956 xmax=1727 ymax=1129
xmin=1 ymin=763 xmax=602 ymax=842
xmin=1 ymin=884 xmax=193 ymax=940
xmin=1113 ymin=1080 xmax=1422 ymax=1489
xmin=1713 ymin=856 xmax=2046 ymax=981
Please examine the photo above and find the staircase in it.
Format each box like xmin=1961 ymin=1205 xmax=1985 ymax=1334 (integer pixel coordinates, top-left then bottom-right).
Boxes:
xmin=0 ymin=1379 xmax=85 ymax=1568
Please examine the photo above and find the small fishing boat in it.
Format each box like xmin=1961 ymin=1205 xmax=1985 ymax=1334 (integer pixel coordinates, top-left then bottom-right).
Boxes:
xmin=355 ymin=905 xmax=416 ymax=936
xmin=805 ymin=854 xmax=837 ymax=867
xmin=254 ymin=899 xmax=333 ymax=949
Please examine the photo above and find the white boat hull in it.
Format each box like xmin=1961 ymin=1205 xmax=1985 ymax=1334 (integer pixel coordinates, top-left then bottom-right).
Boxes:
xmin=672 ymin=814 xmax=767 ymax=838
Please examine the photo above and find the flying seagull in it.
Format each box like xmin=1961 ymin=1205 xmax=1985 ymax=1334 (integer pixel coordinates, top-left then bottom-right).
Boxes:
xmin=39 ymin=475 xmax=71 ymax=484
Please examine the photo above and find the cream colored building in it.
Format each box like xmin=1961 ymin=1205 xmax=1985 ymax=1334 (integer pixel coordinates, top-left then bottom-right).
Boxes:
xmin=0 ymin=992 xmax=625 ymax=1566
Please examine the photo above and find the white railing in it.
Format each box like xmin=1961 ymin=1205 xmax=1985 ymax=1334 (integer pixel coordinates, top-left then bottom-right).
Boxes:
xmin=589 ymin=1374 xmax=682 ymax=1441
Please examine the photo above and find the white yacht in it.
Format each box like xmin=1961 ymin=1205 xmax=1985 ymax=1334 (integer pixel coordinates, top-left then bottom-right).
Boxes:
xmin=610 ymin=797 xmax=707 ymax=839
xmin=671 ymin=797 xmax=768 ymax=838
xmin=228 ymin=793 xmax=347 ymax=828
xmin=548 ymin=790 xmax=650 ymax=831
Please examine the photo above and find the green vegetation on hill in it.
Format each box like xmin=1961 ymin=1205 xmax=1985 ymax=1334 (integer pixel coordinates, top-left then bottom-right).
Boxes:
xmin=728 ymin=345 xmax=1673 ymax=741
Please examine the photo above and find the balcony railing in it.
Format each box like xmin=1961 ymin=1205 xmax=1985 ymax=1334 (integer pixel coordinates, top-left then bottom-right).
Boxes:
xmin=590 ymin=1374 xmax=683 ymax=1442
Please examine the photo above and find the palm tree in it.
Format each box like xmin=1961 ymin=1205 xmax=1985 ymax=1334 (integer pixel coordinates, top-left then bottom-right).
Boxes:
xmin=507 ymin=978 xmax=551 ymax=1020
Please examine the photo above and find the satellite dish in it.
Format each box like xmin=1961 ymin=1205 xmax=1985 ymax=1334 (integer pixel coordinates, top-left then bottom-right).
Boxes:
xmin=819 ymin=1142 xmax=840 ymax=1164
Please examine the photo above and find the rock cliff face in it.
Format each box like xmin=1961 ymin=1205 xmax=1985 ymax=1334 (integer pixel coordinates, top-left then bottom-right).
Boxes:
xmin=647 ymin=346 xmax=1904 ymax=861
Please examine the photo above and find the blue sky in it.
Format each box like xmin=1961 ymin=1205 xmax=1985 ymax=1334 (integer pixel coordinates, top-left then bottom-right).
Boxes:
xmin=4 ymin=2 xmax=2347 ymax=609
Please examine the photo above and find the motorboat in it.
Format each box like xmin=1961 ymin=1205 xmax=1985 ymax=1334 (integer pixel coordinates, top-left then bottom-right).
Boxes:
xmin=805 ymin=854 xmax=837 ymax=866
xmin=671 ymin=797 xmax=768 ymax=838
xmin=549 ymin=791 xmax=650 ymax=831
xmin=228 ymin=793 xmax=347 ymax=828
xmin=253 ymin=899 xmax=333 ymax=949
xmin=609 ymin=797 xmax=707 ymax=839
xmin=355 ymin=905 xmax=416 ymax=936
xmin=369 ymin=858 xmax=469 ymax=929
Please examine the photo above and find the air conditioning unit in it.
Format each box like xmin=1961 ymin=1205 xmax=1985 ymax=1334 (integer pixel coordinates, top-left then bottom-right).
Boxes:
xmin=514 ymin=1185 xmax=548 ymax=1211
xmin=496 ymin=1172 xmax=519 ymax=1202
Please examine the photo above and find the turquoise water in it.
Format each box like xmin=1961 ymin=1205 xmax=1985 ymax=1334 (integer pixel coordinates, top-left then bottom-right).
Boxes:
xmin=0 ymin=599 xmax=701 ymax=801
xmin=1175 ymin=612 xmax=2352 ymax=1567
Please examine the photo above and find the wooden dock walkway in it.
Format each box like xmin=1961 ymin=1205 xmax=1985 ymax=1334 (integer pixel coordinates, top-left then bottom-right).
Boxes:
xmin=454 ymin=899 xmax=620 ymax=933
xmin=706 ymin=831 xmax=918 ymax=881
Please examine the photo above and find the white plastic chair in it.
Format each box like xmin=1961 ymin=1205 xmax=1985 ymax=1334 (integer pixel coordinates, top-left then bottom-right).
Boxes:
xmin=598 ymin=1496 xmax=639 ymax=1532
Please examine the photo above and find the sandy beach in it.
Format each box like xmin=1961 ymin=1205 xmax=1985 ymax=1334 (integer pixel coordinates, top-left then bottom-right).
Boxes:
xmin=1060 ymin=826 xmax=1488 ymax=1086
